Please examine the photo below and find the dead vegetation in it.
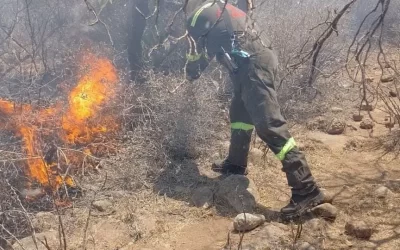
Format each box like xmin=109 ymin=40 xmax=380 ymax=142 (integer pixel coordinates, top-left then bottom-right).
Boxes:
xmin=0 ymin=0 xmax=400 ymax=249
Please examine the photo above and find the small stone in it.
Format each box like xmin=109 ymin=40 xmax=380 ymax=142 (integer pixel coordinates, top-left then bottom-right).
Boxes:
xmin=92 ymin=199 xmax=113 ymax=212
xmin=366 ymin=77 xmax=375 ymax=82
xmin=311 ymin=203 xmax=338 ymax=221
xmin=389 ymin=91 xmax=397 ymax=97
xmin=306 ymin=116 xmax=328 ymax=131
xmin=359 ymin=241 xmax=378 ymax=249
xmin=305 ymin=218 xmax=326 ymax=231
xmin=233 ymin=213 xmax=265 ymax=232
xmin=347 ymin=124 xmax=358 ymax=131
xmin=394 ymin=226 xmax=400 ymax=234
xmin=321 ymin=188 xmax=335 ymax=203
xmin=385 ymin=121 xmax=395 ymax=129
xmin=331 ymin=107 xmax=343 ymax=113
xmin=360 ymin=119 xmax=374 ymax=129
xmin=20 ymin=188 xmax=43 ymax=199
xmin=381 ymin=76 xmax=394 ymax=83
xmin=191 ymin=186 xmax=214 ymax=209
xmin=32 ymin=212 xmax=58 ymax=232
xmin=345 ymin=240 xmax=353 ymax=247
xmin=216 ymin=175 xmax=259 ymax=213
xmin=295 ymin=242 xmax=316 ymax=250
xmin=345 ymin=220 xmax=373 ymax=239
xmin=353 ymin=114 xmax=364 ymax=122
xmin=374 ymin=186 xmax=393 ymax=198
xmin=360 ymin=104 xmax=374 ymax=111
xmin=327 ymin=118 xmax=346 ymax=135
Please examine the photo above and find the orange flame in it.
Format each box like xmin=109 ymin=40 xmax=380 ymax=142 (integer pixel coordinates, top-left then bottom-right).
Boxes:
xmin=62 ymin=53 xmax=119 ymax=143
xmin=0 ymin=52 xmax=119 ymax=192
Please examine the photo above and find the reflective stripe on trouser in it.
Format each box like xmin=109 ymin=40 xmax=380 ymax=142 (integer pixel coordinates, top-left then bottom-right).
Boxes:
xmin=226 ymin=47 xmax=316 ymax=195
xmin=276 ymin=137 xmax=296 ymax=161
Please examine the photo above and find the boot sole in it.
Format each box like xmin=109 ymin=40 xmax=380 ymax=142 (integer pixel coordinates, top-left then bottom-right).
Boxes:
xmin=280 ymin=192 xmax=325 ymax=221
xmin=211 ymin=165 xmax=248 ymax=175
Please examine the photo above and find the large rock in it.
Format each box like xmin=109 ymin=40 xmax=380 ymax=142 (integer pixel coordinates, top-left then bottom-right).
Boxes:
xmin=233 ymin=213 xmax=265 ymax=232
xmin=360 ymin=119 xmax=374 ymax=129
xmin=345 ymin=220 xmax=373 ymax=239
xmin=216 ymin=175 xmax=259 ymax=213
xmin=311 ymin=203 xmax=338 ymax=221
xmin=191 ymin=186 xmax=214 ymax=209
xmin=327 ymin=118 xmax=346 ymax=135
xmin=12 ymin=230 xmax=59 ymax=250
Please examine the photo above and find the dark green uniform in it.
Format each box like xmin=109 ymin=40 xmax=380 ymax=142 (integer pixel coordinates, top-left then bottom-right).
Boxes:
xmin=185 ymin=1 xmax=323 ymax=216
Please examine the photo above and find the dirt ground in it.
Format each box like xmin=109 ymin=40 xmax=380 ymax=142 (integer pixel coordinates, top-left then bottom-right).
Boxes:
xmin=47 ymin=101 xmax=397 ymax=250
xmin=122 ymin=104 xmax=400 ymax=250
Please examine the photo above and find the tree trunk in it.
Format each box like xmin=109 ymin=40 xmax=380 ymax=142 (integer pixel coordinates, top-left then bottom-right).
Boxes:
xmin=128 ymin=0 xmax=149 ymax=82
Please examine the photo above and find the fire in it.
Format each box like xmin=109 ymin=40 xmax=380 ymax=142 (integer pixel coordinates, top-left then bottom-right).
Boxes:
xmin=62 ymin=53 xmax=119 ymax=143
xmin=0 ymin=52 xmax=119 ymax=194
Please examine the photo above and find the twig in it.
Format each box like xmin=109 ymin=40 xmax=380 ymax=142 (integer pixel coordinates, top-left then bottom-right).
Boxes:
xmin=306 ymin=0 xmax=358 ymax=86
xmin=83 ymin=0 xmax=114 ymax=46
xmin=5 ymin=179 xmax=39 ymax=250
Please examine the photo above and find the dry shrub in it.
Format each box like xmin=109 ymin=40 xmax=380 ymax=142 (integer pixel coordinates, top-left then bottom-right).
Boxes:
xmin=109 ymin=67 xmax=228 ymax=190
xmin=253 ymin=0 xmax=359 ymax=120
xmin=0 ymin=156 xmax=32 ymax=247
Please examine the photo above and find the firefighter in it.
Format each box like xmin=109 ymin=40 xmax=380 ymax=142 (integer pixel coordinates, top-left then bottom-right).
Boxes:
xmin=184 ymin=0 xmax=325 ymax=219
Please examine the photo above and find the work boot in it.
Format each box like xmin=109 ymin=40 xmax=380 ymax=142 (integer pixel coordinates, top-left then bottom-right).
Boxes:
xmin=212 ymin=159 xmax=248 ymax=175
xmin=280 ymin=186 xmax=324 ymax=220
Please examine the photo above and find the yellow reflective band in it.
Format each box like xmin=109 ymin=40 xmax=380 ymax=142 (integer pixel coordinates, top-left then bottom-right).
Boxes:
xmin=276 ymin=137 xmax=296 ymax=161
xmin=191 ymin=2 xmax=214 ymax=27
xmin=231 ymin=122 xmax=255 ymax=131
xmin=186 ymin=53 xmax=202 ymax=62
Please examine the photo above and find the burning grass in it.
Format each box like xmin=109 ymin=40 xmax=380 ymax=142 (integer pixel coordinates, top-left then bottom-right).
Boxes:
xmin=0 ymin=52 xmax=120 ymax=198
